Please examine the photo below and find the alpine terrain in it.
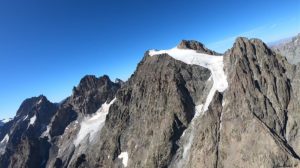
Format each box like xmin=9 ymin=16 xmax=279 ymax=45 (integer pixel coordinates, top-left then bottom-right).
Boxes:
xmin=0 ymin=37 xmax=300 ymax=168
xmin=272 ymin=33 xmax=300 ymax=64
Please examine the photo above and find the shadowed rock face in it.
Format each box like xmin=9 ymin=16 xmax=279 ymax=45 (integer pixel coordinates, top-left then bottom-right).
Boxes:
xmin=1 ymin=37 xmax=300 ymax=168
xmin=70 ymin=75 xmax=120 ymax=115
xmin=208 ymin=37 xmax=300 ymax=168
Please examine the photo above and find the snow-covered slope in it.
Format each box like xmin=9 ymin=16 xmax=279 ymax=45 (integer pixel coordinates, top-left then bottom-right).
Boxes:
xmin=74 ymin=98 xmax=116 ymax=146
xmin=149 ymin=47 xmax=228 ymax=113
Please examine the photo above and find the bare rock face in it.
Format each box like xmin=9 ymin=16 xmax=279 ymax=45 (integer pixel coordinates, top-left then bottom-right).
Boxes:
xmin=178 ymin=40 xmax=220 ymax=55
xmin=210 ymin=37 xmax=299 ymax=168
xmin=287 ymin=63 xmax=300 ymax=157
xmin=70 ymin=75 xmax=120 ymax=115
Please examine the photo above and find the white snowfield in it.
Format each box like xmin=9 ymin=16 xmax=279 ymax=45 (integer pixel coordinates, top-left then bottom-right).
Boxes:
xmin=118 ymin=152 xmax=129 ymax=167
xmin=74 ymin=98 xmax=116 ymax=146
xmin=149 ymin=47 xmax=228 ymax=113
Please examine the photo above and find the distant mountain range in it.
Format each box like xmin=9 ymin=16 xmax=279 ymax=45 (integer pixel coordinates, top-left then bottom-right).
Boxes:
xmin=0 ymin=119 xmax=12 ymax=127
xmin=0 ymin=35 xmax=300 ymax=168
xmin=271 ymin=33 xmax=300 ymax=64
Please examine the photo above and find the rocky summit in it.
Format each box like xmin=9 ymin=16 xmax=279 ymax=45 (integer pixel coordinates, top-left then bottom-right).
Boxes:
xmin=0 ymin=37 xmax=300 ymax=168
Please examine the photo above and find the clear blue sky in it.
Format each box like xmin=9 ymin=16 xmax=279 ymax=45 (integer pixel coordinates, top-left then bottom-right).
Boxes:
xmin=0 ymin=0 xmax=299 ymax=119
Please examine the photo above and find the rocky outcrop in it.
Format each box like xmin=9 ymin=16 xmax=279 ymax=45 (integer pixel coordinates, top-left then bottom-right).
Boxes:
xmin=178 ymin=40 xmax=220 ymax=55
xmin=211 ymin=37 xmax=300 ymax=168
xmin=287 ymin=63 xmax=300 ymax=158
xmin=70 ymin=75 xmax=120 ymax=115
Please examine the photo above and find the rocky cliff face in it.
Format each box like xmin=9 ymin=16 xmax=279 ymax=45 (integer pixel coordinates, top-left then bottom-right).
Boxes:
xmin=0 ymin=38 xmax=300 ymax=168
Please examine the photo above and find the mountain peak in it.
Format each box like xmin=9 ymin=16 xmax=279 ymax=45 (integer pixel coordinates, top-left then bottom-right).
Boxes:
xmin=231 ymin=37 xmax=272 ymax=56
xmin=15 ymin=95 xmax=51 ymax=117
xmin=177 ymin=40 xmax=220 ymax=55
xmin=177 ymin=40 xmax=206 ymax=50
xmin=74 ymin=75 xmax=113 ymax=95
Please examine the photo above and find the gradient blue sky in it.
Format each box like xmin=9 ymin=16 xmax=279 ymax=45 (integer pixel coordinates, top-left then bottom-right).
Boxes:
xmin=0 ymin=0 xmax=299 ymax=119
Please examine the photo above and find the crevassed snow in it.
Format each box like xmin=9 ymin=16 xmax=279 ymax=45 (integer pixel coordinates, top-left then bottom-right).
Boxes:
xmin=149 ymin=47 xmax=228 ymax=113
xmin=118 ymin=152 xmax=129 ymax=167
xmin=29 ymin=115 xmax=37 ymax=126
xmin=74 ymin=98 xmax=116 ymax=146
xmin=0 ymin=134 xmax=9 ymax=144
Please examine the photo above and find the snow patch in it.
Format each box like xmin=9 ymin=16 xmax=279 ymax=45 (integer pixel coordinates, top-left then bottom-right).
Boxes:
xmin=73 ymin=98 xmax=116 ymax=146
xmin=118 ymin=152 xmax=129 ymax=167
xmin=41 ymin=125 xmax=51 ymax=138
xmin=29 ymin=115 xmax=37 ymax=126
xmin=0 ymin=134 xmax=9 ymax=144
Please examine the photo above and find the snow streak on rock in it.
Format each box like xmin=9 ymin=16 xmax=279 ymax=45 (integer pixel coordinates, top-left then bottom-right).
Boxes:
xmin=74 ymin=98 xmax=116 ymax=146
